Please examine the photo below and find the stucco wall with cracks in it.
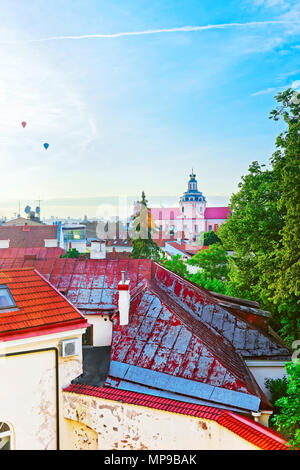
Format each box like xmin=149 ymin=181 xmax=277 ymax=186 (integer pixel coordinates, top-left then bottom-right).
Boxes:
xmin=62 ymin=392 xmax=258 ymax=450
xmin=0 ymin=332 xmax=84 ymax=450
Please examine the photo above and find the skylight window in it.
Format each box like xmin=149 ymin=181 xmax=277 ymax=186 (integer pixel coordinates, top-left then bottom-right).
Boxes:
xmin=0 ymin=285 xmax=17 ymax=310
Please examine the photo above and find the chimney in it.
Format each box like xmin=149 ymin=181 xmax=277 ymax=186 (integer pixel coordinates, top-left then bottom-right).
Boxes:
xmin=118 ymin=270 xmax=130 ymax=326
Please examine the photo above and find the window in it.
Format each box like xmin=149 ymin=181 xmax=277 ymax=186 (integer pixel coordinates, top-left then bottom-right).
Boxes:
xmin=194 ymin=225 xmax=198 ymax=232
xmin=0 ymin=423 xmax=12 ymax=450
xmin=208 ymin=225 xmax=212 ymax=231
xmin=159 ymin=225 xmax=163 ymax=232
xmin=182 ymin=207 xmax=184 ymax=213
xmin=0 ymin=285 xmax=16 ymax=310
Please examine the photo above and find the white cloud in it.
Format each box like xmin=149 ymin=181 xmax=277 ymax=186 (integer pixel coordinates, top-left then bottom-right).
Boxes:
xmin=291 ymin=80 xmax=300 ymax=89
xmin=253 ymin=0 xmax=289 ymax=8
xmin=251 ymin=87 xmax=278 ymax=96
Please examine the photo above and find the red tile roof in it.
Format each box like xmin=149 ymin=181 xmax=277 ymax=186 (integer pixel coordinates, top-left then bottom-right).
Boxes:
xmin=0 ymin=247 xmax=65 ymax=260
xmin=0 ymin=267 xmax=88 ymax=341
xmin=106 ymin=251 xmax=131 ymax=259
xmin=166 ymin=241 xmax=209 ymax=256
xmin=64 ymin=383 xmax=289 ymax=450
xmin=0 ymin=225 xmax=58 ymax=248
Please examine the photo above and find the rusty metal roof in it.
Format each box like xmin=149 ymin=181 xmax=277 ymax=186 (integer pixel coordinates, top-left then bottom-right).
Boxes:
xmin=0 ymin=258 xmax=289 ymax=360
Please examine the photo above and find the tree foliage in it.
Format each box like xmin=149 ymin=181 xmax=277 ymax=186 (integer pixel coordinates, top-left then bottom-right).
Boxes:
xmin=60 ymin=248 xmax=85 ymax=259
xmin=203 ymin=230 xmax=221 ymax=246
xmin=218 ymin=88 xmax=300 ymax=343
xmin=272 ymin=361 xmax=300 ymax=449
xmin=130 ymin=191 xmax=163 ymax=262
xmin=161 ymin=254 xmax=189 ymax=278
xmin=188 ymin=243 xmax=229 ymax=280
xmin=187 ymin=244 xmax=229 ymax=294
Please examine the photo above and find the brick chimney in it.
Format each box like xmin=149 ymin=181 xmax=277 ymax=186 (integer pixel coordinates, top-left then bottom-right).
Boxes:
xmin=118 ymin=270 xmax=130 ymax=326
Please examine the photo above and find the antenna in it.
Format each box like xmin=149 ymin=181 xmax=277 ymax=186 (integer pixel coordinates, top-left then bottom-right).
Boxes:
xmin=35 ymin=197 xmax=43 ymax=220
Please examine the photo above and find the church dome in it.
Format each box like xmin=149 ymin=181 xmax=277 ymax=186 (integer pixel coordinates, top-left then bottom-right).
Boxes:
xmin=180 ymin=171 xmax=206 ymax=203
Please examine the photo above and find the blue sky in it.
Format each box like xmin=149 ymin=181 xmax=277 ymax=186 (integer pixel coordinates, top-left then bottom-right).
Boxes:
xmin=0 ymin=0 xmax=299 ymax=219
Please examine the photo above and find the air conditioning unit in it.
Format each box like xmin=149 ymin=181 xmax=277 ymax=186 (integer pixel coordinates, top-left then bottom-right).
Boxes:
xmin=60 ymin=338 xmax=80 ymax=358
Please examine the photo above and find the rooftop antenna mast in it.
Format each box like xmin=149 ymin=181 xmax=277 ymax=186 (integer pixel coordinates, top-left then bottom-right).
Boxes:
xmin=35 ymin=197 xmax=43 ymax=221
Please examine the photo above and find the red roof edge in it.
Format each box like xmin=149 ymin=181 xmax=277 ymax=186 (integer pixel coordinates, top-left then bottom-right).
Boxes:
xmin=63 ymin=384 xmax=290 ymax=450
xmin=0 ymin=318 xmax=89 ymax=342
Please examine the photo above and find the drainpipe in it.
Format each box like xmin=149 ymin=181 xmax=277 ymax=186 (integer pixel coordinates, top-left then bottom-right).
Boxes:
xmin=1 ymin=347 xmax=60 ymax=450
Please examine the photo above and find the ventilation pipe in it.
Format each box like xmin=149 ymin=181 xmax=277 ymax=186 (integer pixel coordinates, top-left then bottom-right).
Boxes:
xmin=118 ymin=270 xmax=130 ymax=326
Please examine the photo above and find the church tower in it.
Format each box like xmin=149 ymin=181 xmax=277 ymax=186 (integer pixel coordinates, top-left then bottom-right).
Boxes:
xmin=178 ymin=171 xmax=206 ymax=240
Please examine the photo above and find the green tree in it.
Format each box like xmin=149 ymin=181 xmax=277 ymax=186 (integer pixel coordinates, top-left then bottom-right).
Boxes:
xmin=265 ymin=376 xmax=289 ymax=416
xmin=188 ymin=272 xmax=227 ymax=294
xmin=130 ymin=191 xmax=163 ymax=261
xmin=269 ymin=89 xmax=300 ymax=343
xmin=272 ymin=361 xmax=300 ymax=449
xmin=187 ymin=244 xmax=229 ymax=294
xmin=162 ymin=255 xmax=189 ymax=278
xmin=188 ymin=243 xmax=229 ymax=280
xmin=218 ymin=88 xmax=300 ymax=342
xmin=60 ymin=248 xmax=85 ymax=259
xmin=203 ymin=230 xmax=221 ymax=246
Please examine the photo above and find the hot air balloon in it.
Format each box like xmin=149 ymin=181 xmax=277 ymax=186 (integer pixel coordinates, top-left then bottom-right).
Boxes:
xmin=21 ymin=121 xmax=27 ymax=128
xmin=43 ymin=143 xmax=49 ymax=150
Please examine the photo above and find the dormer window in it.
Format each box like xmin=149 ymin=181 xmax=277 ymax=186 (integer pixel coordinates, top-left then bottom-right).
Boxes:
xmin=0 ymin=285 xmax=17 ymax=310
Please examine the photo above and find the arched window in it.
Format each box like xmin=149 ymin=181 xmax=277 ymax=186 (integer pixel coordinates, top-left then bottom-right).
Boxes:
xmin=0 ymin=422 xmax=12 ymax=450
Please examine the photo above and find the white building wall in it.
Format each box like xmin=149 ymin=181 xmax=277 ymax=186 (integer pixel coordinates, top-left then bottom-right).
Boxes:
xmin=246 ymin=361 xmax=287 ymax=399
xmin=44 ymin=239 xmax=58 ymax=248
xmin=83 ymin=315 xmax=112 ymax=346
xmin=65 ymin=241 xmax=87 ymax=253
xmin=0 ymin=329 xmax=85 ymax=450
xmin=63 ymin=393 xmax=259 ymax=450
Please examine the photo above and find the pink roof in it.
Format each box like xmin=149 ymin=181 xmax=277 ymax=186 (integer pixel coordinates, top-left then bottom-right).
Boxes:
xmin=150 ymin=208 xmax=180 ymax=220
xmin=204 ymin=207 xmax=230 ymax=220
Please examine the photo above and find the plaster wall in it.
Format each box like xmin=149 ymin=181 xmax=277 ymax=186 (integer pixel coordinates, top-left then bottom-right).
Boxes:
xmin=0 ymin=331 xmax=84 ymax=450
xmin=63 ymin=392 xmax=259 ymax=451
xmin=84 ymin=315 xmax=112 ymax=346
